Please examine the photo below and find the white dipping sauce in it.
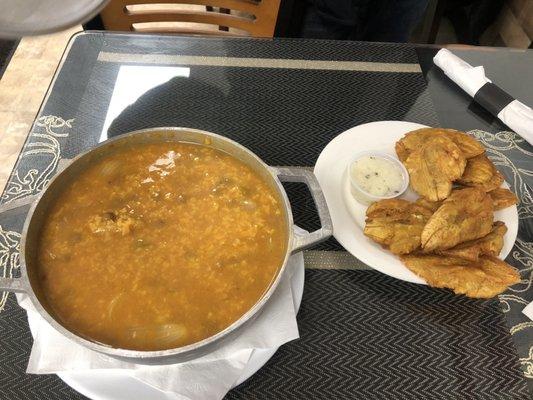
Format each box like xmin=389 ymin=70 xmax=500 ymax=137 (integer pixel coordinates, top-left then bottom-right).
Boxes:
xmin=350 ymin=156 xmax=404 ymax=197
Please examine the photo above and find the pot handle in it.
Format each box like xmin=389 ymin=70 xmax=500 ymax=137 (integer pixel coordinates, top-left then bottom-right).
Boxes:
xmin=0 ymin=196 xmax=35 ymax=294
xmin=273 ymin=166 xmax=333 ymax=253
xmin=0 ymin=277 xmax=26 ymax=293
xmin=0 ymin=194 xmax=40 ymax=217
xmin=0 ymin=159 xmax=72 ymax=217
xmin=0 ymin=196 xmax=32 ymax=293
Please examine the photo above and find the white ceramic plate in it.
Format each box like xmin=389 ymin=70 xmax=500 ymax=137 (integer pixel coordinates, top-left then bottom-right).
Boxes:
xmin=26 ymin=253 xmax=305 ymax=400
xmin=314 ymin=121 xmax=519 ymax=285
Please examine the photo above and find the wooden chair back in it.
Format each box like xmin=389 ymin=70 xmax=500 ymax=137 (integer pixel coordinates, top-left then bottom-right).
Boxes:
xmin=100 ymin=0 xmax=281 ymax=37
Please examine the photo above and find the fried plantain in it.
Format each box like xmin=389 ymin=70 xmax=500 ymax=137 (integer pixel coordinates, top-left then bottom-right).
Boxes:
xmin=488 ymin=187 xmax=518 ymax=210
xmin=404 ymin=136 xmax=466 ymax=201
xmin=415 ymin=197 xmax=443 ymax=212
xmin=457 ymin=154 xmax=504 ymax=192
xmin=400 ymin=253 xmax=520 ymax=298
xmin=437 ymin=221 xmax=507 ymax=262
xmin=395 ymin=128 xmax=485 ymax=162
xmin=364 ymin=199 xmax=433 ymax=255
xmin=421 ymin=187 xmax=493 ymax=252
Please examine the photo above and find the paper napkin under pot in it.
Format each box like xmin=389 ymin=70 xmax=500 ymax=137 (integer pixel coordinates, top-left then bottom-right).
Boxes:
xmin=18 ymin=249 xmax=303 ymax=400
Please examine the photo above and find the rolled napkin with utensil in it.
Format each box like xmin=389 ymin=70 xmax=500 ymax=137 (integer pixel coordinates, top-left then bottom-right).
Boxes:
xmin=433 ymin=48 xmax=533 ymax=146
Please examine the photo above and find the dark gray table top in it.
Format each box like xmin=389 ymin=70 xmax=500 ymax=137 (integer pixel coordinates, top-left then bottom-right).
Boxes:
xmin=0 ymin=32 xmax=532 ymax=399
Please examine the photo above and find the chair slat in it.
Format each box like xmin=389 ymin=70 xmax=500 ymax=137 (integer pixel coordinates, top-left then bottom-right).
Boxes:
xmin=100 ymin=0 xmax=280 ymax=37
xmin=122 ymin=11 xmax=255 ymax=32
xmin=133 ymin=24 xmax=246 ymax=36
xmin=117 ymin=0 xmax=261 ymax=15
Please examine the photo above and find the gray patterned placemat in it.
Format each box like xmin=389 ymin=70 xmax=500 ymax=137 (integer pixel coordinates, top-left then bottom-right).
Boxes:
xmin=1 ymin=120 xmax=531 ymax=400
xmin=468 ymin=130 xmax=533 ymax=383
xmin=227 ymin=269 xmax=530 ymax=399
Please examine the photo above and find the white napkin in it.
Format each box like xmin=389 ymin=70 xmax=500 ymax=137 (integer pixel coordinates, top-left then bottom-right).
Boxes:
xmin=433 ymin=48 xmax=533 ymax=146
xmin=522 ymin=302 xmax=533 ymax=321
xmin=17 ymin=251 xmax=302 ymax=400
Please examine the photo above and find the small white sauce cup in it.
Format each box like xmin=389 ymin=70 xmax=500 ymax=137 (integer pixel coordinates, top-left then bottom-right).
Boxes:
xmin=347 ymin=151 xmax=409 ymax=205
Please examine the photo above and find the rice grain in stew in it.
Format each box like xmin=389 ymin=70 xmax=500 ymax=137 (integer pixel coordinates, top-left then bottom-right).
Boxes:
xmin=37 ymin=142 xmax=287 ymax=351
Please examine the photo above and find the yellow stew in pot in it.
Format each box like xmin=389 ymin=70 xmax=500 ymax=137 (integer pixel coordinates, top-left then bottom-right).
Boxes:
xmin=38 ymin=142 xmax=287 ymax=351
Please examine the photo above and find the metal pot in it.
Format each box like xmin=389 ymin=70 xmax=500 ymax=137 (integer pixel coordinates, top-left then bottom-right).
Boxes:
xmin=0 ymin=127 xmax=332 ymax=364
